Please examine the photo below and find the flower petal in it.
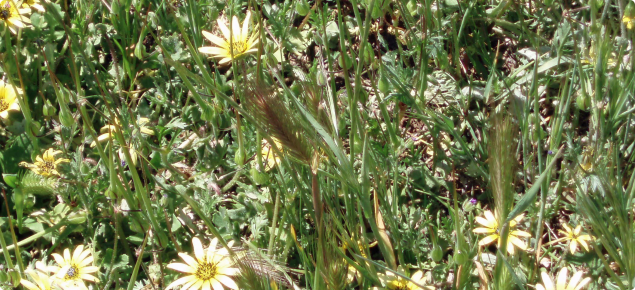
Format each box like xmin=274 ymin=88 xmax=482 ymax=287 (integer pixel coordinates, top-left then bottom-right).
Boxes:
xmin=20 ymin=280 xmax=40 ymax=290
xmin=574 ymin=277 xmax=591 ymax=290
xmin=202 ymin=280 xmax=212 ymax=290
xmin=190 ymin=279 xmax=204 ymax=290
xmin=567 ymin=271 xmax=584 ymax=290
xmin=52 ymin=253 xmax=65 ymax=266
xmin=179 ymin=253 xmax=200 ymax=268
xmin=556 ymin=268 xmax=568 ymax=290
xmin=8 ymin=101 xmax=20 ymax=111
xmin=193 ymin=237 xmax=205 ymax=262
xmin=72 ymin=245 xmax=85 ymax=263
xmin=231 ymin=15 xmax=240 ymax=40
xmin=166 ymin=275 xmax=195 ymax=290
xmin=484 ymin=211 xmax=498 ymax=227
xmin=410 ymin=270 xmax=424 ymax=283
xmin=218 ymin=57 xmax=233 ymax=64
xmin=478 ymin=235 xmax=498 ymax=246
xmin=508 ymin=236 xmax=527 ymax=251
xmin=579 ymin=240 xmax=590 ymax=252
xmin=217 ymin=19 xmax=231 ymax=40
xmin=570 ymin=241 xmax=579 ymax=255
xmin=199 ymin=46 xmax=228 ymax=56
xmin=203 ymin=32 xmax=229 ymax=48
xmin=80 ymin=266 xmax=100 ymax=274
xmin=208 ymin=238 xmax=219 ymax=262
xmin=167 ymin=262 xmax=195 ymax=274
xmin=210 ymin=279 xmax=225 ymax=290
xmin=473 ymin=227 xmax=496 ymax=234
xmin=541 ymin=272 xmax=555 ymax=290
xmin=215 ymin=275 xmax=238 ymax=289
xmin=78 ymin=255 xmax=94 ymax=267
xmin=63 ymin=248 xmax=72 ymax=264
xmin=241 ymin=11 xmax=251 ymax=42
xmin=511 ymin=230 xmax=531 ymax=237
xmin=217 ymin=267 xmax=239 ymax=276
xmin=180 ymin=276 xmax=199 ymax=290
xmin=79 ymin=273 xmax=98 ymax=282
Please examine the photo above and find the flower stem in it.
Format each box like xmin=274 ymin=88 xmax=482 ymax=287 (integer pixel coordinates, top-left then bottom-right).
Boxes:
xmin=1 ymin=189 xmax=24 ymax=277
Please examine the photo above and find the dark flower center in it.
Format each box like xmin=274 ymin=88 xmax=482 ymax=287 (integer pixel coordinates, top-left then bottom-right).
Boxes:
xmin=40 ymin=160 xmax=55 ymax=174
xmin=65 ymin=265 xmax=79 ymax=280
xmin=0 ymin=3 xmax=11 ymax=20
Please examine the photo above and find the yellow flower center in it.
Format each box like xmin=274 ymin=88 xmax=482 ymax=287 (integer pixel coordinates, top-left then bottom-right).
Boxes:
xmin=195 ymin=262 xmax=218 ymax=281
xmin=0 ymin=97 xmax=9 ymax=112
xmin=389 ymin=280 xmax=411 ymax=290
xmin=230 ymin=40 xmax=249 ymax=56
xmin=0 ymin=3 xmax=12 ymax=20
xmin=40 ymin=160 xmax=56 ymax=174
xmin=64 ymin=265 xmax=79 ymax=280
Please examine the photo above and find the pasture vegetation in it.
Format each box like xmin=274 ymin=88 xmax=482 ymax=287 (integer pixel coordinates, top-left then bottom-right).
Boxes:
xmin=0 ymin=0 xmax=634 ymax=289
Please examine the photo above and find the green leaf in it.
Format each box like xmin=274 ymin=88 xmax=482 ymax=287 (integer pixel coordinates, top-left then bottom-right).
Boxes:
xmin=2 ymin=174 xmax=17 ymax=188
xmin=1 ymin=134 xmax=34 ymax=174
xmin=505 ymin=147 xmax=563 ymax=224
xmin=498 ymin=251 xmax=527 ymax=290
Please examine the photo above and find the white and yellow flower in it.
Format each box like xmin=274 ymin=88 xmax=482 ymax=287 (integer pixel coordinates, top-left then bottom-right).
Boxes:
xmin=0 ymin=80 xmax=21 ymax=119
xmin=90 ymin=117 xmax=154 ymax=147
xmin=20 ymin=270 xmax=54 ymax=290
xmin=166 ymin=237 xmax=239 ymax=290
xmin=0 ymin=0 xmax=31 ymax=34
xmin=199 ymin=11 xmax=259 ymax=64
xmin=49 ymin=245 xmax=100 ymax=285
xmin=472 ymin=210 xmax=531 ymax=255
xmin=260 ymin=138 xmax=283 ymax=171
xmin=375 ymin=269 xmax=434 ymax=290
xmin=19 ymin=148 xmax=70 ymax=177
xmin=21 ymin=0 xmax=45 ymax=12
xmin=556 ymin=224 xmax=593 ymax=255
xmin=536 ymin=267 xmax=591 ymax=290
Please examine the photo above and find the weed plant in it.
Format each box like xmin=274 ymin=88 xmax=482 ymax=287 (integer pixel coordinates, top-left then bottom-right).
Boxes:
xmin=0 ymin=0 xmax=634 ymax=289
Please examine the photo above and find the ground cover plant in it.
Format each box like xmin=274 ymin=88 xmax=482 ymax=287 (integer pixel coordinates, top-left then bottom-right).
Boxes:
xmin=0 ymin=0 xmax=634 ymax=289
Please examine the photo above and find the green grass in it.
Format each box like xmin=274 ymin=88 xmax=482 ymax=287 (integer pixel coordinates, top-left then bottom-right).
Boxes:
xmin=0 ymin=0 xmax=634 ymax=289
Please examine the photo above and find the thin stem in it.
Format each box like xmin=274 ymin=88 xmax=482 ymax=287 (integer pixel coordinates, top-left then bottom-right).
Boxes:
xmin=1 ymin=189 xmax=24 ymax=276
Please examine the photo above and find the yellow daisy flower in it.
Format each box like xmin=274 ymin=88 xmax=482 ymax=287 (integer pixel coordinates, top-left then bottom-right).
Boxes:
xmin=50 ymin=245 xmax=100 ymax=285
xmin=623 ymin=15 xmax=635 ymax=30
xmin=19 ymin=148 xmax=71 ymax=177
xmin=341 ymin=239 xmax=378 ymax=259
xmin=90 ymin=117 xmax=154 ymax=147
xmin=166 ymin=237 xmax=240 ymax=290
xmin=376 ymin=269 xmax=434 ymax=290
xmin=536 ymin=267 xmax=591 ymax=290
xmin=25 ymin=261 xmax=88 ymax=290
xmin=20 ymin=270 xmax=54 ymax=290
xmin=22 ymin=0 xmax=45 ymax=12
xmin=472 ymin=210 xmax=531 ymax=255
xmin=556 ymin=224 xmax=593 ymax=255
xmin=198 ymin=11 xmax=259 ymax=64
xmin=261 ymin=138 xmax=283 ymax=171
xmin=579 ymin=146 xmax=593 ymax=172
xmin=0 ymin=80 xmax=21 ymax=119
xmin=0 ymin=0 xmax=31 ymax=34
